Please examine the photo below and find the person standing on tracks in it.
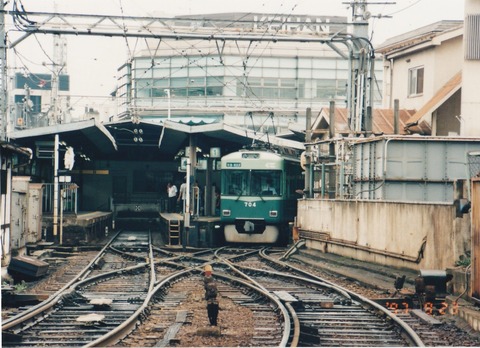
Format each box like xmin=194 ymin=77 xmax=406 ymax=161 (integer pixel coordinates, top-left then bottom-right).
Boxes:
xmin=167 ymin=182 xmax=177 ymax=213
xmin=203 ymin=264 xmax=213 ymax=287
xmin=203 ymin=264 xmax=219 ymax=326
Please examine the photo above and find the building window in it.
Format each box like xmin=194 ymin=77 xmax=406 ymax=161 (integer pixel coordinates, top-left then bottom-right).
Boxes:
xmin=206 ymin=77 xmax=224 ymax=96
xmin=15 ymin=73 xmax=70 ymax=91
xmin=408 ymin=66 xmax=424 ymax=96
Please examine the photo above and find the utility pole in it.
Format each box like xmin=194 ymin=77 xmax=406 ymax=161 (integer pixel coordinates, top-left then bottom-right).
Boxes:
xmin=347 ymin=0 xmax=375 ymax=134
xmin=49 ymin=33 xmax=67 ymax=125
xmin=304 ymin=108 xmax=312 ymax=198
xmin=0 ymin=0 xmax=7 ymax=140
xmin=346 ymin=0 xmax=394 ymax=134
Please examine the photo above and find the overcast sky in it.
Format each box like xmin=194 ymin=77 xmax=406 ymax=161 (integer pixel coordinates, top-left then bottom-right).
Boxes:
xmin=6 ymin=0 xmax=465 ymax=98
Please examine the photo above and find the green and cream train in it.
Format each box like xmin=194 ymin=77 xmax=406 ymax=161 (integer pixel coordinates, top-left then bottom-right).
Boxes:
xmin=219 ymin=146 xmax=303 ymax=245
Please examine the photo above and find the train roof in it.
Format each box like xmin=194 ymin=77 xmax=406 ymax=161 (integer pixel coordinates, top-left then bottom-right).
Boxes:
xmin=222 ymin=147 xmax=300 ymax=162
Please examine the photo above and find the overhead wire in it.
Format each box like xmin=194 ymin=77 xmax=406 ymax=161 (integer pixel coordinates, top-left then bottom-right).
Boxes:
xmin=10 ymin=0 xmax=336 ymax=104
xmin=133 ymin=29 xmax=266 ymax=108
xmin=11 ymin=0 xmax=37 ymax=31
xmin=386 ymin=0 xmax=422 ymax=17
xmin=32 ymin=35 xmax=56 ymax=67
xmin=132 ymin=3 xmax=307 ymax=114
xmin=117 ymin=0 xmax=133 ymax=60
xmin=237 ymin=3 xmax=302 ymax=142
xmin=8 ymin=0 xmax=362 ymax=132
xmin=140 ymin=19 xmax=260 ymax=101
xmin=126 ymin=7 xmax=354 ymax=143
xmin=8 ymin=1 xmax=54 ymax=77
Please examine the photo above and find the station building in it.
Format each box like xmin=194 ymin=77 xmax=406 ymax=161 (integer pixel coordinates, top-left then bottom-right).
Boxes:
xmin=113 ymin=13 xmax=383 ymax=131
xmin=5 ymin=12 xmax=381 ymax=246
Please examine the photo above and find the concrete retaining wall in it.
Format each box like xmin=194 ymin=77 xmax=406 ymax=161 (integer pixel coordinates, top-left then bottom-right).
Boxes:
xmin=297 ymin=199 xmax=470 ymax=271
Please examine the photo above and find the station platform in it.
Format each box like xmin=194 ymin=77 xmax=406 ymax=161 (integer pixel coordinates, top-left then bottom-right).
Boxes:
xmin=159 ymin=213 xmax=222 ymax=248
xmin=42 ymin=211 xmax=113 ymax=245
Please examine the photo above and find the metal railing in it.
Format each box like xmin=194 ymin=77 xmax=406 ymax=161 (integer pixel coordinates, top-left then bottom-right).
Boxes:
xmin=43 ymin=183 xmax=78 ymax=214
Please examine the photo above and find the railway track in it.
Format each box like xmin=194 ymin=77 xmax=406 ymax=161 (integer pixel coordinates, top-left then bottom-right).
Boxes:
xmin=213 ymin=247 xmax=422 ymax=347
xmin=2 ymin=235 xmax=287 ymax=347
xmin=5 ymin=236 xmax=473 ymax=347
xmin=2 ymin=230 xmax=153 ymax=347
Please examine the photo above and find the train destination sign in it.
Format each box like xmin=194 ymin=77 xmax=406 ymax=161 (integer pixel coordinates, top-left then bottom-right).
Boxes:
xmin=226 ymin=162 xmax=241 ymax=168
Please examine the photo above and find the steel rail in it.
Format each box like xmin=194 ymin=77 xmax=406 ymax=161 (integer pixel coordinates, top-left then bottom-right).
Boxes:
xmin=149 ymin=248 xmax=222 ymax=275
xmin=211 ymin=270 xmax=292 ymax=347
xmin=1 ymin=230 xmax=122 ymax=330
xmin=109 ymin=245 xmax=150 ymax=262
xmin=148 ymin=231 xmax=156 ymax=289
xmin=4 ymin=230 xmax=155 ymax=346
xmin=284 ymin=302 xmax=300 ymax=347
xmin=216 ymin=257 xmax=292 ymax=346
xmin=2 ymin=264 xmax=150 ymax=341
xmin=87 ymin=247 xmax=231 ymax=345
xmin=260 ymin=248 xmax=352 ymax=300
xmin=260 ymin=248 xmax=426 ymax=347
xmin=234 ymin=263 xmax=354 ymax=302
xmin=89 ymin=262 xmax=291 ymax=347
xmin=85 ymin=270 xmax=193 ymax=347
xmin=86 ymin=232 xmax=159 ymax=348
xmin=215 ymin=246 xmax=263 ymax=262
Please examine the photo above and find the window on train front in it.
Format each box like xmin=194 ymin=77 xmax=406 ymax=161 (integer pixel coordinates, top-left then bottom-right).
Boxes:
xmin=223 ymin=170 xmax=249 ymax=196
xmin=251 ymin=170 xmax=281 ymax=195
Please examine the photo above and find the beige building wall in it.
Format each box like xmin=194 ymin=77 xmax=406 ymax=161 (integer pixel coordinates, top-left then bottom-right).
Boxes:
xmin=297 ymin=199 xmax=470 ymax=271
xmin=432 ymin=33 xmax=463 ymax=89
xmin=382 ymin=32 xmax=463 ymax=115
xmin=461 ymin=0 xmax=480 ymax=136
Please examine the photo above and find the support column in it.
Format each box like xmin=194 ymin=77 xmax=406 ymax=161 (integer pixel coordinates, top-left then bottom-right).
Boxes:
xmin=0 ymin=0 xmax=7 ymax=140
xmin=53 ymin=134 xmax=59 ymax=242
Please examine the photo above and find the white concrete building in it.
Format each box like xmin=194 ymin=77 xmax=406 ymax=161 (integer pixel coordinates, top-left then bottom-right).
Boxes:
xmin=462 ymin=0 xmax=480 ymax=136
xmin=115 ymin=13 xmax=383 ymax=134
xmin=376 ymin=20 xmax=464 ymax=136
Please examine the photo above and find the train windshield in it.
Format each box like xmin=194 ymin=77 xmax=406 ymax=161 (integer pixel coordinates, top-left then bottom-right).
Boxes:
xmin=223 ymin=170 xmax=281 ymax=196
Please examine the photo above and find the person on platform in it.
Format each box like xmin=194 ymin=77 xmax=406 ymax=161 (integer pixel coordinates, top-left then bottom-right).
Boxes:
xmin=193 ymin=181 xmax=203 ymax=216
xmin=215 ymin=190 xmax=221 ymax=216
xmin=167 ymin=182 xmax=177 ymax=213
xmin=178 ymin=177 xmax=187 ymax=213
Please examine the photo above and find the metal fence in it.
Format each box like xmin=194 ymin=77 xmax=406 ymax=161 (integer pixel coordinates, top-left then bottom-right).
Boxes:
xmin=42 ymin=183 xmax=78 ymax=214
xmin=468 ymin=151 xmax=480 ymax=178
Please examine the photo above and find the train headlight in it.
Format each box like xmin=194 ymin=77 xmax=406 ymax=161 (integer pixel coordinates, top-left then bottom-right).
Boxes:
xmin=222 ymin=210 xmax=231 ymax=217
xmin=269 ymin=210 xmax=278 ymax=217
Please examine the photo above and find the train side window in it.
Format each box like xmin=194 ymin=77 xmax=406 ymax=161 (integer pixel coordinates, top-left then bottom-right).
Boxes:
xmin=285 ymin=161 xmax=304 ymax=198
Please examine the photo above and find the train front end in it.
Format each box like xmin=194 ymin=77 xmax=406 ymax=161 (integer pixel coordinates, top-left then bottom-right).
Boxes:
xmin=220 ymin=149 xmax=296 ymax=245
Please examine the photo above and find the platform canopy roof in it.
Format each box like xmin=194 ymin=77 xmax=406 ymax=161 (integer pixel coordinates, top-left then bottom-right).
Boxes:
xmin=106 ymin=119 xmax=304 ymax=161
xmin=8 ymin=119 xmax=118 ymax=160
xmin=0 ymin=140 xmax=33 ymax=158
xmin=8 ymin=118 xmax=304 ymax=162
